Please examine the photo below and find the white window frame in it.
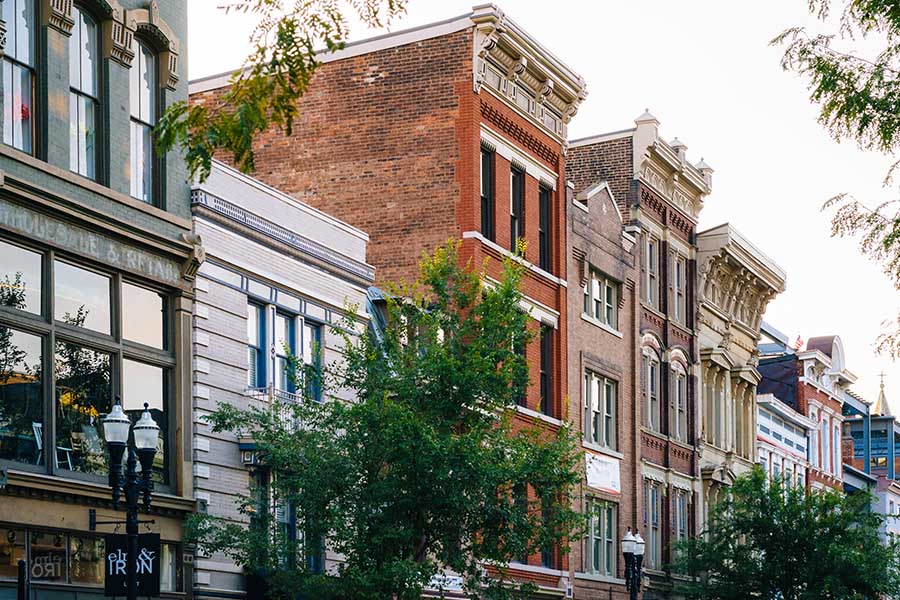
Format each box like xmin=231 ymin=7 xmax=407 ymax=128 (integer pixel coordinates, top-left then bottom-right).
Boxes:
xmin=644 ymin=236 xmax=659 ymax=309
xmin=644 ymin=479 xmax=662 ymax=569
xmin=585 ymin=498 xmax=616 ymax=577
xmin=671 ymin=365 xmax=688 ymax=443
xmin=642 ymin=351 xmax=661 ymax=432
xmin=583 ymin=269 xmax=619 ymax=330
xmin=584 ymin=371 xmax=617 ymax=450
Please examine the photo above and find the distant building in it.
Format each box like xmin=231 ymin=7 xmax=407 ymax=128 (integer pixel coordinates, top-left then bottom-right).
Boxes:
xmin=756 ymin=393 xmax=813 ymax=488
xmin=190 ymin=160 xmax=374 ymax=598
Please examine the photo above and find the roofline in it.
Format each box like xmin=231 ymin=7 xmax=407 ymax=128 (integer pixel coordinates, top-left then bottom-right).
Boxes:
xmin=697 ymin=222 xmax=787 ymax=287
xmin=569 ymin=128 xmax=636 ymax=148
xmin=757 ymin=393 xmax=816 ymax=429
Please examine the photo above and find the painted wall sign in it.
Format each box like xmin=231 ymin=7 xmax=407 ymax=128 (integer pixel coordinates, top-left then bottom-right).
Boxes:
xmin=585 ymin=452 xmax=621 ymax=494
xmin=104 ymin=533 xmax=161 ymax=597
xmin=0 ymin=198 xmax=184 ymax=287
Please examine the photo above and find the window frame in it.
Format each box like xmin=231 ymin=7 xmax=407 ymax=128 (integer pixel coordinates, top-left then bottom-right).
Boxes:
xmin=2 ymin=0 xmax=37 ymax=155
xmin=584 ymin=370 xmax=617 ymax=451
xmin=129 ymin=36 xmax=161 ymax=206
xmin=584 ymin=498 xmax=616 ymax=577
xmin=480 ymin=147 xmax=495 ymax=242
xmin=583 ymin=269 xmax=619 ymax=330
xmin=539 ymin=324 xmax=552 ymax=417
xmin=510 ymin=166 xmax=525 ymax=253
xmin=644 ymin=479 xmax=662 ymax=570
xmin=68 ymin=3 xmax=103 ymax=181
xmin=672 ymin=366 xmax=688 ymax=443
xmin=644 ymin=236 xmax=659 ymax=309
xmin=642 ymin=350 xmax=661 ymax=433
xmin=673 ymin=254 xmax=686 ymax=324
xmin=538 ymin=185 xmax=551 ymax=272
xmin=0 ymin=233 xmax=176 ymax=487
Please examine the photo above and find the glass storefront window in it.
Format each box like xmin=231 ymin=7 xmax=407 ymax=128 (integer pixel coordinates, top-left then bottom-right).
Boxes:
xmin=29 ymin=531 xmax=67 ymax=582
xmin=0 ymin=327 xmax=42 ymax=465
xmin=122 ymin=282 xmax=165 ymax=349
xmin=54 ymin=261 xmax=110 ymax=335
xmin=69 ymin=536 xmax=103 ymax=585
xmin=122 ymin=359 xmax=167 ymax=482
xmin=0 ymin=528 xmax=26 ymax=579
xmin=0 ymin=239 xmax=41 ymax=314
xmin=54 ymin=342 xmax=111 ymax=475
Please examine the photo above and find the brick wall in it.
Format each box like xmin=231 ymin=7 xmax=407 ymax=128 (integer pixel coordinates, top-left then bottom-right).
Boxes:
xmin=568 ymin=136 xmax=633 ymax=215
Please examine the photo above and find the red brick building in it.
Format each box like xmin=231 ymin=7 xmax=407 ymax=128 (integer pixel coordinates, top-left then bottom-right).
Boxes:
xmin=569 ymin=113 xmax=712 ymax=600
xmin=191 ymin=5 xmax=586 ymax=596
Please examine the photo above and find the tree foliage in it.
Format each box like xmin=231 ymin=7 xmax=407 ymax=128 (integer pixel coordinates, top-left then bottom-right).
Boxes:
xmin=188 ymin=241 xmax=582 ymax=600
xmin=673 ymin=469 xmax=900 ymax=600
xmin=774 ymin=1 xmax=900 ymax=355
xmin=156 ymin=0 xmax=406 ymax=181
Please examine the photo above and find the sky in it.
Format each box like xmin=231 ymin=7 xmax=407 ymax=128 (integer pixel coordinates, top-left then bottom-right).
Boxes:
xmin=188 ymin=1 xmax=900 ymax=409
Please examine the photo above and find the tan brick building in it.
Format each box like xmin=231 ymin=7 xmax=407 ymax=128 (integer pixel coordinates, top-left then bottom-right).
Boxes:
xmin=569 ymin=112 xmax=712 ymax=600
xmin=191 ymin=5 xmax=587 ymax=596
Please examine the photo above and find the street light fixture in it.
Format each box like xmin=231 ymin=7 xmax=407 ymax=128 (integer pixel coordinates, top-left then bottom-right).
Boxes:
xmin=102 ymin=398 xmax=160 ymax=600
xmin=632 ymin=531 xmax=645 ymax=600
xmin=622 ymin=527 xmax=636 ymax=595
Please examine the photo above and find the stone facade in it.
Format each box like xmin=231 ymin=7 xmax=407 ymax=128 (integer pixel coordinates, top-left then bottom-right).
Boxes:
xmin=0 ymin=0 xmax=196 ymax=597
xmin=190 ymin=160 xmax=373 ymax=598
xmin=569 ymin=112 xmax=711 ymax=599
xmin=696 ymin=223 xmax=785 ymax=528
xmin=190 ymin=6 xmax=586 ymax=595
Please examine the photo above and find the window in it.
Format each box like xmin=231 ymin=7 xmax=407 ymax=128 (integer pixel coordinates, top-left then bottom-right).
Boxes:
xmin=247 ymin=303 xmax=266 ymax=388
xmin=821 ymin=419 xmax=830 ymax=474
xmin=585 ymin=499 xmax=616 ymax=576
xmin=480 ymin=148 xmax=495 ymax=241
xmin=672 ymin=368 xmax=688 ymax=443
xmin=644 ymin=480 xmax=662 ymax=569
xmin=510 ymin=167 xmax=525 ymax=252
xmin=644 ymin=236 xmax=659 ymax=309
xmin=583 ymin=269 xmax=618 ymax=329
xmin=2 ymin=0 xmax=35 ymax=153
xmin=673 ymin=489 xmax=690 ymax=560
xmin=275 ymin=312 xmax=296 ymax=393
xmin=673 ymin=254 xmax=686 ymax=324
xmin=539 ymin=325 xmax=552 ymax=416
xmin=584 ymin=371 xmax=616 ymax=450
xmin=834 ymin=425 xmax=841 ymax=471
xmin=760 ymin=452 xmax=769 ymax=476
xmin=69 ymin=6 xmax=99 ymax=179
xmin=513 ymin=324 xmax=527 ymax=407
xmin=538 ymin=186 xmax=551 ymax=271
xmin=130 ymin=38 xmax=157 ymax=203
xmin=643 ymin=352 xmax=661 ymax=432
xmin=541 ymin=496 xmax=554 ymax=568
xmin=0 ymin=239 xmax=174 ymax=484
xmin=810 ymin=412 xmax=819 ymax=468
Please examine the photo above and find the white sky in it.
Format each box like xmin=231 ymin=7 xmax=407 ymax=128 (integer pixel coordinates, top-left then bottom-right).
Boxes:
xmin=188 ymin=1 xmax=900 ymax=409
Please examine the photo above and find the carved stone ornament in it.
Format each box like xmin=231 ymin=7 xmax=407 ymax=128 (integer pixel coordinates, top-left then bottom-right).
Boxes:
xmin=126 ymin=2 xmax=180 ymax=90
xmin=180 ymin=233 xmax=206 ymax=281
xmin=42 ymin=0 xmax=75 ymax=35
xmin=103 ymin=7 xmax=135 ymax=68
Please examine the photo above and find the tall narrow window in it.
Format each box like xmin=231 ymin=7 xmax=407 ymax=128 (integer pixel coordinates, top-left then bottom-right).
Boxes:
xmin=585 ymin=499 xmax=616 ymax=577
xmin=540 ymin=325 xmax=552 ymax=416
xmin=510 ymin=167 xmax=525 ymax=253
xmin=644 ymin=237 xmax=659 ymax=309
xmin=674 ymin=255 xmax=686 ymax=324
xmin=69 ymin=7 xmax=99 ymax=179
xmin=130 ymin=39 xmax=157 ymax=203
xmin=538 ymin=186 xmax=551 ymax=271
xmin=673 ymin=490 xmax=689 ymax=565
xmin=2 ymin=0 xmax=35 ymax=153
xmin=834 ymin=425 xmax=841 ymax=471
xmin=513 ymin=324 xmax=527 ymax=407
xmin=821 ymin=419 xmax=830 ymax=474
xmin=275 ymin=312 xmax=296 ymax=393
xmin=809 ymin=411 xmax=818 ymax=468
xmin=541 ymin=497 xmax=554 ymax=568
xmin=644 ymin=480 xmax=662 ymax=569
xmin=643 ymin=352 xmax=661 ymax=432
xmin=247 ymin=304 xmax=266 ymax=388
xmin=302 ymin=321 xmax=322 ymax=401
xmin=673 ymin=369 xmax=687 ymax=442
xmin=480 ymin=148 xmax=495 ymax=241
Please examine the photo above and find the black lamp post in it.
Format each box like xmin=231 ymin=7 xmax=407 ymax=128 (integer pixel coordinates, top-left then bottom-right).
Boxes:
xmin=632 ymin=531 xmax=645 ymax=600
xmin=622 ymin=527 xmax=636 ymax=596
xmin=103 ymin=399 xmax=160 ymax=600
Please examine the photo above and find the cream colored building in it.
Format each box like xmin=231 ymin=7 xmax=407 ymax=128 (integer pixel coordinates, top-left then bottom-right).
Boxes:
xmin=697 ymin=224 xmax=785 ymax=529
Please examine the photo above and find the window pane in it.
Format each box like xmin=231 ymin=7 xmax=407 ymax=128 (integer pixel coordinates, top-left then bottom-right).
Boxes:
xmin=122 ymin=360 xmax=166 ymax=483
xmin=129 ymin=39 xmax=157 ymax=122
xmin=54 ymin=341 xmax=111 ymax=475
xmin=69 ymin=536 xmax=104 ymax=585
xmin=29 ymin=531 xmax=67 ymax=582
xmin=0 ymin=527 xmax=26 ymax=578
xmin=122 ymin=282 xmax=164 ymax=348
xmin=247 ymin=305 xmax=260 ymax=346
xmin=0 ymin=238 xmax=41 ymax=314
xmin=275 ymin=314 xmax=293 ymax=356
xmin=160 ymin=543 xmax=180 ymax=592
xmin=81 ymin=94 xmax=96 ymax=178
xmin=72 ymin=8 xmax=98 ymax=96
xmin=303 ymin=322 xmax=319 ymax=365
xmin=0 ymin=327 xmax=42 ymax=465
xmin=3 ymin=60 xmax=32 ymax=153
xmin=54 ymin=261 xmax=110 ymax=334
xmin=13 ymin=0 xmax=34 ymax=66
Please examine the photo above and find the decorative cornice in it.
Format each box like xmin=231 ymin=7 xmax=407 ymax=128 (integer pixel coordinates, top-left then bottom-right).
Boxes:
xmin=42 ymin=0 xmax=75 ymax=35
xmin=102 ymin=0 xmax=134 ymax=68
xmin=126 ymin=1 xmax=180 ymax=90
xmin=481 ymin=102 xmax=559 ymax=166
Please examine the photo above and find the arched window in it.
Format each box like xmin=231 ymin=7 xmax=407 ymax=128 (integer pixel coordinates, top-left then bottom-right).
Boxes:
xmin=2 ymin=0 xmax=35 ymax=153
xmin=820 ymin=419 xmax=830 ymax=474
xmin=130 ymin=38 xmax=157 ymax=203
xmin=69 ymin=5 xmax=99 ymax=179
xmin=809 ymin=411 xmax=819 ymax=468
xmin=642 ymin=349 xmax=661 ymax=432
xmin=671 ymin=361 xmax=688 ymax=443
xmin=834 ymin=425 xmax=841 ymax=472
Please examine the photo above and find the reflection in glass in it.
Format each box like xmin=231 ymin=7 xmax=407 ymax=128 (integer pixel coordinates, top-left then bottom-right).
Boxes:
xmin=0 ymin=239 xmax=41 ymax=314
xmin=122 ymin=282 xmax=164 ymax=348
xmin=123 ymin=359 xmax=167 ymax=483
xmin=0 ymin=528 xmax=26 ymax=579
xmin=1 ymin=0 xmax=34 ymax=154
xmin=54 ymin=341 xmax=111 ymax=475
xmin=69 ymin=535 xmax=104 ymax=584
xmin=275 ymin=313 xmax=294 ymax=392
xmin=0 ymin=327 xmax=41 ymax=465
xmin=54 ymin=261 xmax=110 ymax=334
xmin=30 ymin=530 xmax=67 ymax=582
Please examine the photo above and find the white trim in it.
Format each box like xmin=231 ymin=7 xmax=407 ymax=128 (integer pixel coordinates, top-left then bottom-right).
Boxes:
xmin=569 ymin=128 xmax=635 ymax=148
xmin=481 ymin=125 xmax=558 ymax=188
xmin=506 ymin=562 xmax=565 ymax=578
xmin=463 ymin=230 xmax=567 ymax=288
xmin=580 ymin=313 xmax=624 ymax=339
xmin=515 ymin=405 xmax=564 ymax=428
xmin=189 ymin=12 xmax=475 ymax=94
xmin=583 ymin=442 xmax=624 ymax=460
xmin=574 ymin=572 xmax=627 ymax=585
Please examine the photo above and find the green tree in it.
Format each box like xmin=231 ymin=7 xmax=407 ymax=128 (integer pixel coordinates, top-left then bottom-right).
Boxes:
xmin=188 ymin=241 xmax=582 ymax=600
xmin=673 ymin=469 xmax=900 ymax=600
xmin=156 ymin=0 xmax=406 ymax=181
xmin=774 ymin=1 xmax=900 ymax=355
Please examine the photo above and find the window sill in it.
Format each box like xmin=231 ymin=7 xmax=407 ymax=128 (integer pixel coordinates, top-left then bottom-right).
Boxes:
xmin=582 ymin=441 xmax=623 ymax=460
xmin=580 ymin=313 xmax=623 ymax=338
xmin=514 ymin=405 xmax=563 ymax=427
xmin=462 ymin=230 xmax=567 ymax=287
xmin=574 ymin=572 xmax=626 ymax=585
